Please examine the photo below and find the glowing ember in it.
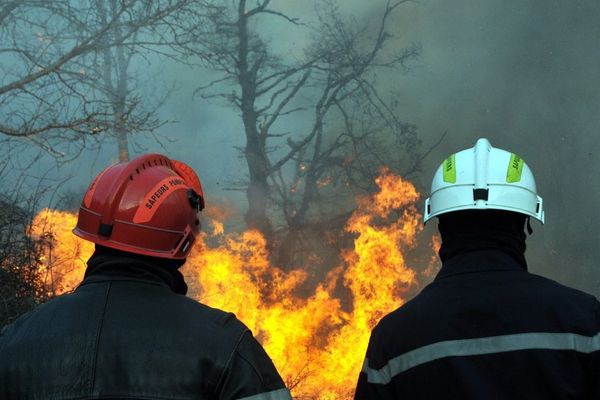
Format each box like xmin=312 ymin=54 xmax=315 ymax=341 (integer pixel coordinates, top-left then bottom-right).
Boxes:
xmin=29 ymin=170 xmax=426 ymax=399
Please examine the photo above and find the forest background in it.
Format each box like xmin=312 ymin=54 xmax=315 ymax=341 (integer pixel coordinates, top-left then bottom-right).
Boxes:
xmin=1 ymin=0 xmax=599 ymax=372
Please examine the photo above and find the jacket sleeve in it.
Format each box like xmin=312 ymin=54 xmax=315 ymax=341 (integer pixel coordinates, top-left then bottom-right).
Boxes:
xmin=216 ymin=330 xmax=291 ymax=400
xmin=354 ymin=366 xmax=395 ymax=400
xmin=589 ymin=302 xmax=600 ymax=399
xmin=590 ymin=350 xmax=600 ymax=399
xmin=354 ymin=327 xmax=396 ymax=400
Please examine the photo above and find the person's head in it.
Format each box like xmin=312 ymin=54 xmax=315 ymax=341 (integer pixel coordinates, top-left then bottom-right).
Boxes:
xmin=424 ymin=138 xmax=544 ymax=262
xmin=73 ymin=154 xmax=205 ymax=261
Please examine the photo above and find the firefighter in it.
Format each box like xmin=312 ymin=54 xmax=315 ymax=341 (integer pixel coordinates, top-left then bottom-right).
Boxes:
xmin=0 ymin=154 xmax=291 ymax=400
xmin=355 ymin=138 xmax=600 ymax=399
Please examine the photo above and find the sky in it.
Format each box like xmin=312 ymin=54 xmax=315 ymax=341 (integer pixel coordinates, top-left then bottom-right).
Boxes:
xmin=11 ymin=0 xmax=600 ymax=296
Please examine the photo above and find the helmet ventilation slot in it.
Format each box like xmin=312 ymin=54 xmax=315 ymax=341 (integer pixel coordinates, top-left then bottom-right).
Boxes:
xmin=473 ymin=188 xmax=489 ymax=201
xmin=173 ymin=235 xmax=184 ymax=250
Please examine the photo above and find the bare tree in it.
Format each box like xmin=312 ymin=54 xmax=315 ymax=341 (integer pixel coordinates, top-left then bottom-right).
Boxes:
xmin=0 ymin=0 xmax=197 ymax=160
xmin=74 ymin=0 xmax=184 ymax=161
xmin=193 ymin=0 xmax=421 ymax=262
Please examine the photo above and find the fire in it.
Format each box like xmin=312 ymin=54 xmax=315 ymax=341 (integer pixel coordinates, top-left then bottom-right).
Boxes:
xmin=423 ymin=234 xmax=442 ymax=277
xmin=29 ymin=209 xmax=93 ymax=296
xmin=29 ymin=169 xmax=428 ymax=399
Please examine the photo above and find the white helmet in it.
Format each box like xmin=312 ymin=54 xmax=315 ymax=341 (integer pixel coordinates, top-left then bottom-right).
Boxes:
xmin=423 ymin=138 xmax=544 ymax=224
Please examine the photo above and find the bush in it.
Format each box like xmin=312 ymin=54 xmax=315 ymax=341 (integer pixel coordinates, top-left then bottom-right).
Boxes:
xmin=0 ymin=196 xmax=47 ymax=327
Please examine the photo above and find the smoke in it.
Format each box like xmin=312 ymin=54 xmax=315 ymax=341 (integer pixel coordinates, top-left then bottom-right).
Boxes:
xmin=16 ymin=0 xmax=600 ymax=296
xmin=374 ymin=0 xmax=600 ymax=295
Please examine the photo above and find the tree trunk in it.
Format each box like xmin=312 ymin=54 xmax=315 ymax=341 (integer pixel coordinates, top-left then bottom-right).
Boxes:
xmin=113 ymin=85 xmax=129 ymax=161
xmin=237 ymin=0 xmax=273 ymax=238
xmin=244 ymin=134 xmax=273 ymax=237
xmin=115 ymin=114 xmax=129 ymax=161
xmin=275 ymin=225 xmax=301 ymax=268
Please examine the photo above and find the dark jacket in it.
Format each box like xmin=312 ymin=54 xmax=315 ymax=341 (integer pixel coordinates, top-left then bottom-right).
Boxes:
xmin=0 ymin=256 xmax=290 ymax=400
xmin=355 ymin=249 xmax=600 ymax=399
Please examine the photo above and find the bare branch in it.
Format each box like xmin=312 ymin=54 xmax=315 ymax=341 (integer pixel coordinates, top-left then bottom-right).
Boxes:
xmin=0 ymin=0 xmax=137 ymax=96
xmin=263 ymin=70 xmax=310 ymax=133
xmin=403 ymin=130 xmax=448 ymax=178
xmin=0 ymin=0 xmax=200 ymax=157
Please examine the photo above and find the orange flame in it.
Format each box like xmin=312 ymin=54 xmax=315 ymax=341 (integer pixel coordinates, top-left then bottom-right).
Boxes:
xmin=422 ymin=233 xmax=442 ymax=277
xmin=29 ymin=169 xmax=427 ymax=399
xmin=29 ymin=209 xmax=93 ymax=296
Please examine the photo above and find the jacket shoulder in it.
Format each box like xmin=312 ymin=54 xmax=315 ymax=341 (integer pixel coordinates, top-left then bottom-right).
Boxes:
xmin=526 ymin=272 xmax=600 ymax=313
xmin=372 ymin=270 xmax=600 ymax=350
xmin=528 ymin=272 xmax=599 ymax=300
xmin=0 ymin=290 xmax=77 ymax=342
xmin=170 ymin=292 xmax=249 ymax=332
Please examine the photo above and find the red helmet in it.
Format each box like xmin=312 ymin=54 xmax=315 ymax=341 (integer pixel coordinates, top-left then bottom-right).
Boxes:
xmin=73 ymin=154 xmax=205 ymax=259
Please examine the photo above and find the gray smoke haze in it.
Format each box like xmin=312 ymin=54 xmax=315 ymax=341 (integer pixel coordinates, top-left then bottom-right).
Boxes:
xmin=12 ymin=0 xmax=600 ymax=296
xmin=383 ymin=0 xmax=600 ymax=296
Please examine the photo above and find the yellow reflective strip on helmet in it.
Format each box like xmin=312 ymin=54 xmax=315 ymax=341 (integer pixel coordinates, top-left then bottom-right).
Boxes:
xmin=443 ymin=154 xmax=456 ymax=183
xmin=507 ymin=153 xmax=524 ymax=183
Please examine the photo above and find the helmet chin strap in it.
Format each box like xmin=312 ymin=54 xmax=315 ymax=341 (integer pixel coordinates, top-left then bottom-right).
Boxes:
xmin=526 ymin=217 xmax=533 ymax=235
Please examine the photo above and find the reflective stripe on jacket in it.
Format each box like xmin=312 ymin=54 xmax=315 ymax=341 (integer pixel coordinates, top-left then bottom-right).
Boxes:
xmin=355 ymin=250 xmax=600 ymax=399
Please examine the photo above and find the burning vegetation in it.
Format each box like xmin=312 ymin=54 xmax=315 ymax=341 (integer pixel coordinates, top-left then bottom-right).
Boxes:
xmin=29 ymin=169 xmax=433 ymax=399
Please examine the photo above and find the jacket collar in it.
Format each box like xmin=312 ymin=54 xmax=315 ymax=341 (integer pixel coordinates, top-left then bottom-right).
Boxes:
xmin=78 ymin=254 xmax=188 ymax=295
xmin=434 ymin=249 xmax=526 ymax=281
